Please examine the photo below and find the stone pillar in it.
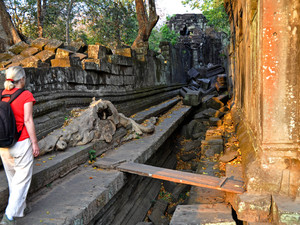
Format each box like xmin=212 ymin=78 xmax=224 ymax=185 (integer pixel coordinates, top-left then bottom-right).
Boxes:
xmin=256 ymin=0 xmax=300 ymax=198
xmin=226 ymin=0 xmax=300 ymax=198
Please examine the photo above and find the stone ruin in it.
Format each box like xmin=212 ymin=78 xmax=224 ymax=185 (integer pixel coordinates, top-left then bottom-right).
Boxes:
xmin=167 ymin=14 xmax=227 ymax=69
xmin=38 ymin=98 xmax=156 ymax=156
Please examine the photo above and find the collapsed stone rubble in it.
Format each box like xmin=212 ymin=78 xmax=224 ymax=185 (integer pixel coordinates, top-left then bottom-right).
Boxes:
xmin=180 ymin=64 xmax=227 ymax=108
xmin=0 ymin=38 xmax=136 ymax=70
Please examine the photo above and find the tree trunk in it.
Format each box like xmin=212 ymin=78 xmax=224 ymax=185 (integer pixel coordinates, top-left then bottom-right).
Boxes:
xmin=37 ymin=0 xmax=43 ymax=37
xmin=131 ymin=0 xmax=159 ymax=53
xmin=66 ymin=0 xmax=74 ymax=45
xmin=0 ymin=0 xmax=21 ymax=52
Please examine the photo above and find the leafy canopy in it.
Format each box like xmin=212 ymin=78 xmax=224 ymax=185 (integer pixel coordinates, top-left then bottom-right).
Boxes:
xmin=181 ymin=0 xmax=230 ymax=35
xmin=3 ymin=0 xmax=138 ymax=48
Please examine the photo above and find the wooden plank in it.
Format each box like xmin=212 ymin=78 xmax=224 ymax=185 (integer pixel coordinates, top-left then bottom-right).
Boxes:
xmin=117 ymin=162 xmax=245 ymax=194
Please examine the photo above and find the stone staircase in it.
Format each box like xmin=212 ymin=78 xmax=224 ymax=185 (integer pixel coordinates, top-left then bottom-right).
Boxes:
xmin=0 ymin=97 xmax=192 ymax=224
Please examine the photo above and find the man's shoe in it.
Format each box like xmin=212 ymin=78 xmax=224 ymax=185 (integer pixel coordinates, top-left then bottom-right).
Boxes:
xmin=0 ymin=214 xmax=16 ymax=225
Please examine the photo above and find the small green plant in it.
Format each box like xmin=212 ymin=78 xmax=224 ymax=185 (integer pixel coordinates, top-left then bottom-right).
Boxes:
xmin=88 ymin=150 xmax=97 ymax=162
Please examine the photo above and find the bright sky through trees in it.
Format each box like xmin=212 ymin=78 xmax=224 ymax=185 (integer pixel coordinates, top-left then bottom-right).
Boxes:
xmin=156 ymin=0 xmax=199 ymax=26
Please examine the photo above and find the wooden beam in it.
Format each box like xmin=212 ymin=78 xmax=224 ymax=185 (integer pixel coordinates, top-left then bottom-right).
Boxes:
xmin=117 ymin=162 xmax=245 ymax=194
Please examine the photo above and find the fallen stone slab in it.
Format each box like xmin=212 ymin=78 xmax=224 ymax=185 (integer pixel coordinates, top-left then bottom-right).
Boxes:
xmin=205 ymin=96 xmax=225 ymax=110
xmin=202 ymin=108 xmax=218 ymax=117
xmin=219 ymin=150 xmax=238 ymax=162
xmin=202 ymin=94 xmax=217 ymax=104
xmin=197 ymin=78 xmax=211 ymax=90
xmin=67 ymin=41 xmax=87 ymax=53
xmin=8 ymin=41 xmax=29 ymax=54
xmin=0 ymin=51 xmax=14 ymax=61
xmin=148 ymin=199 xmax=169 ymax=225
xmin=20 ymin=47 xmax=40 ymax=57
xmin=181 ymin=140 xmax=202 ymax=152
xmin=20 ymin=56 xmax=41 ymax=68
xmin=186 ymin=120 xmax=207 ymax=138
xmin=170 ymin=204 xmax=235 ymax=225
xmin=202 ymin=139 xmax=224 ymax=146
xmin=187 ymin=85 xmax=199 ymax=91
xmin=183 ymin=89 xmax=202 ymax=106
xmin=55 ymin=48 xmax=74 ymax=59
xmin=192 ymin=132 xmax=206 ymax=140
xmin=10 ymin=54 xmax=25 ymax=63
xmin=187 ymin=67 xmax=200 ymax=80
xmin=272 ymin=195 xmax=300 ymax=225
xmin=201 ymin=139 xmax=223 ymax=157
xmin=206 ymin=65 xmax=225 ymax=78
xmin=181 ymin=152 xmax=197 ymax=161
xmin=72 ymin=53 xmax=87 ymax=60
xmin=190 ymin=79 xmax=200 ymax=89
xmin=31 ymin=38 xmax=50 ymax=50
xmin=35 ymin=50 xmax=56 ymax=63
xmin=44 ymin=39 xmax=64 ymax=52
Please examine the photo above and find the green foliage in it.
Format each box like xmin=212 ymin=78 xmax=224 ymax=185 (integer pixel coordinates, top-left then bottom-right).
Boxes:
xmin=81 ymin=0 xmax=138 ymax=48
xmin=181 ymin=0 xmax=230 ymax=35
xmin=3 ymin=0 xmax=138 ymax=48
xmin=160 ymin=24 xmax=179 ymax=45
xmin=149 ymin=18 xmax=179 ymax=52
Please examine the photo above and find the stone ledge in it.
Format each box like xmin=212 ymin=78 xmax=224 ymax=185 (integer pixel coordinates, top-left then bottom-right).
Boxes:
xmin=272 ymin=195 xmax=300 ymax=225
xmin=170 ymin=204 xmax=235 ymax=225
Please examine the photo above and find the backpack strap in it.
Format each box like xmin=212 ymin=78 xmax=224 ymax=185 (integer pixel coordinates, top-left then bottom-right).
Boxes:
xmin=2 ymin=88 xmax=25 ymax=104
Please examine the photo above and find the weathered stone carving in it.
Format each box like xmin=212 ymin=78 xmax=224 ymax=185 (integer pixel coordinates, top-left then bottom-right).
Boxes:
xmin=38 ymin=98 xmax=156 ymax=155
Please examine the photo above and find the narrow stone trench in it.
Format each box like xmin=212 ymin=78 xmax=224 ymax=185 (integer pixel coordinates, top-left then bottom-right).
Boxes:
xmin=143 ymin=107 xmax=244 ymax=225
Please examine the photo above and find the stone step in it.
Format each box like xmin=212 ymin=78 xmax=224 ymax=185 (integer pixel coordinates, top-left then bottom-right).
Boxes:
xmin=132 ymin=97 xmax=180 ymax=123
xmin=170 ymin=204 xmax=236 ymax=225
xmin=2 ymin=101 xmax=191 ymax=224
xmin=17 ymin=167 xmax=124 ymax=225
xmin=0 ymin=98 xmax=190 ymax=214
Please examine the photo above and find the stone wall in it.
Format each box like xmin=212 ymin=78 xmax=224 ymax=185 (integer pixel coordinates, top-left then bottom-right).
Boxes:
xmin=225 ymin=0 xmax=300 ymax=198
xmin=0 ymin=43 xmax=186 ymax=139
